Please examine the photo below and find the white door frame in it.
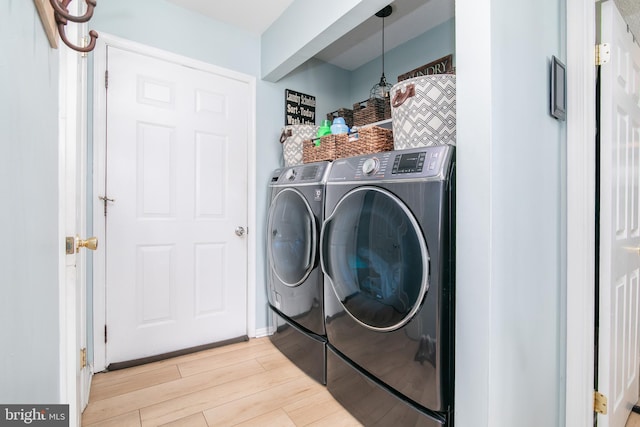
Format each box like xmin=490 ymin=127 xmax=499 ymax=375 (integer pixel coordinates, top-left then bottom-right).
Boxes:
xmin=566 ymin=0 xmax=597 ymax=425
xmin=91 ymin=33 xmax=257 ymax=371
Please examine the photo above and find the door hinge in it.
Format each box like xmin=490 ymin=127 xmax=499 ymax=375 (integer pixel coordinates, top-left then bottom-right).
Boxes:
xmin=594 ymin=390 xmax=608 ymax=415
xmin=80 ymin=348 xmax=87 ymax=369
xmin=596 ymin=43 xmax=610 ymax=66
xmin=105 ymin=70 xmax=109 ymax=89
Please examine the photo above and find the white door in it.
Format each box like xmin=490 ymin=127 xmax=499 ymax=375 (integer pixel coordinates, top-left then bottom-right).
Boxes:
xmin=58 ymin=11 xmax=91 ymax=425
xmin=598 ymin=1 xmax=640 ymax=426
xmin=102 ymin=46 xmax=249 ymax=365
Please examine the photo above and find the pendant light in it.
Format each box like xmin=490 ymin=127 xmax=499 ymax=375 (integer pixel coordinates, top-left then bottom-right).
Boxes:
xmin=370 ymin=5 xmax=393 ymax=100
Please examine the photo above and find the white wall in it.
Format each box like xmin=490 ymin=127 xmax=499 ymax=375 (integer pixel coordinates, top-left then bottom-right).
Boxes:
xmin=456 ymin=0 xmax=567 ymax=425
xmin=0 ymin=1 xmax=61 ymax=402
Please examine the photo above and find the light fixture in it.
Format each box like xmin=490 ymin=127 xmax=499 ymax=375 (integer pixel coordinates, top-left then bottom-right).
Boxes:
xmin=370 ymin=5 xmax=393 ymax=100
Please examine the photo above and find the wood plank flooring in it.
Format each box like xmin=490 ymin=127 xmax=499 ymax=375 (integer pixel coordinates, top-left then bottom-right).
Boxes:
xmin=82 ymin=337 xmax=363 ymax=427
xmin=83 ymin=337 xmax=640 ymax=426
xmin=627 ymin=402 xmax=640 ymax=427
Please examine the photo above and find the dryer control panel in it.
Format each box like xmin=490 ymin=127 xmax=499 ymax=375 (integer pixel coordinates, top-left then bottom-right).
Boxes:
xmin=329 ymin=146 xmax=453 ymax=182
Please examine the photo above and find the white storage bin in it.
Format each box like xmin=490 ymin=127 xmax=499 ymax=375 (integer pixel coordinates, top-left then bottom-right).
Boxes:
xmin=279 ymin=124 xmax=318 ymax=166
xmin=390 ymin=74 xmax=456 ymax=149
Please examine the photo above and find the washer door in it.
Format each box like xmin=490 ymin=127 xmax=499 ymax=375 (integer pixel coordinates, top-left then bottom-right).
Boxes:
xmin=268 ymin=188 xmax=317 ymax=287
xmin=321 ymin=186 xmax=429 ymax=331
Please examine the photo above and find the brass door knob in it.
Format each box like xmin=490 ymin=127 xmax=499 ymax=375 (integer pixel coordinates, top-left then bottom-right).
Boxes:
xmin=76 ymin=236 xmax=98 ymax=252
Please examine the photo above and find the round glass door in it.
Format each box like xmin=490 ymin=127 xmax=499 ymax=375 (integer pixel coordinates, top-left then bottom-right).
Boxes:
xmin=268 ymin=188 xmax=316 ymax=287
xmin=321 ymin=186 xmax=429 ymax=331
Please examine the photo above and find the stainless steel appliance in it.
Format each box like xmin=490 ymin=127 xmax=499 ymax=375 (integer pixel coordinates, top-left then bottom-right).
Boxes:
xmin=266 ymin=161 xmax=332 ymax=384
xmin=321 ymin=146 xmax=455 ymax=425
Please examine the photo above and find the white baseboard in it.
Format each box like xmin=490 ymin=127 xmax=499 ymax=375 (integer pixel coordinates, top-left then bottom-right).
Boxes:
xmin=254 ymin=326 xmax=274 ymax=338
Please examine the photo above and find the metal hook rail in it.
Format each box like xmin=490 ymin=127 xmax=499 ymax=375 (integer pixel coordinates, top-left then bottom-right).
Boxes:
xmin=49 ymin=0 xmax=99 ymax=52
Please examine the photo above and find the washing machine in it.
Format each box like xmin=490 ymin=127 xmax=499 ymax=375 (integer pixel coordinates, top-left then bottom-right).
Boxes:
xmin=266 ymin=160 xmax=331 ymax=384
xmin=321 ymin=146 xmax=455 ymax=426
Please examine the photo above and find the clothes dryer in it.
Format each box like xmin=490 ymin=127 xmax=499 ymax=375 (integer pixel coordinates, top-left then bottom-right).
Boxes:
xmin=266 ymin=160 xmax=331 ymax=384
xmin=321 ymin=146 xmax=455 ymax=425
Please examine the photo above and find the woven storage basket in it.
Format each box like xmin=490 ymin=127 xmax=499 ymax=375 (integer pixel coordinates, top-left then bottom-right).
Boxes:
xmin=303 ymin=134 xmax=349 ymax=163
xmin=339 ymin=126 xmax=393 ymax=159
xmin=353 ymin=97 xmax=392 ymax=127
xmin=280 ymin=124 xmax=319 ymax=166
xmin=390 ymin=74 xmax=456 ymax=149
xmin=326 ymin=108 xmax=354 ymax=128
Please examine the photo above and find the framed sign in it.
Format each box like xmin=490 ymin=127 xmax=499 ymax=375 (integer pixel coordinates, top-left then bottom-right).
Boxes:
xmin=285 ymin=89 xmax=316 ymax=125
xmin=397 ymin=54 xmax=454 ymax=82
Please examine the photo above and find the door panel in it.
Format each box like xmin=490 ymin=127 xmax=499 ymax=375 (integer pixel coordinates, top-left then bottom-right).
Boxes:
xmin=598 ymin=2 xmax=640 ymax=425
xmin=104 ymin=46 xmax=249 ymax=364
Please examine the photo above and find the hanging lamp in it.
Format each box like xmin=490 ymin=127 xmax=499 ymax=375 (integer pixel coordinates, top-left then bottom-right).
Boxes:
xmin=370 ymin=5 xmax=393 ymax=100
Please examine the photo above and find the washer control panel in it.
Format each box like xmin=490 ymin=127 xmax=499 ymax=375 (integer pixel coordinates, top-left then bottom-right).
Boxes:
xmin=271 ymin=161 xmax=331 ymax=185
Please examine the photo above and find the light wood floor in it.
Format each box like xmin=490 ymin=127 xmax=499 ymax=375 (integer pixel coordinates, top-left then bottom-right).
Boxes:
xmin=82 ymin=337 xmax=363 ymax=427
xmin=627 ymin=402 xmax=640 ymax=427
xmin=83 ymin=337 xmax=640 ymax=427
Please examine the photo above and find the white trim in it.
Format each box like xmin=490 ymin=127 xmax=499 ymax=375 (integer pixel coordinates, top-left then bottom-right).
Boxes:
xmin=254 ymin=327 xmax=273 ymax=338
xmin=565 ymin=0 xmax=597 ymax=425
xmin=59 ymin=10 xmax=84 ymax=425
xmin=92 ymin=33 xmax=258 ymax=371
xmin=91 ymin=38 xmax=108 ymax=371
xmin=58 ymin=48 xmax=72 ymax=422
xmin=454 ymin=0 xmax=493 ymax=425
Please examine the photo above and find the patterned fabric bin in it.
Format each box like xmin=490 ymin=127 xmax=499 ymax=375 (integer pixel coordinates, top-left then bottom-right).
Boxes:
xmin=390 ymin=74 xmax=456 ymax=149
xmin=280 ymin=124 xmax=319 ymax=166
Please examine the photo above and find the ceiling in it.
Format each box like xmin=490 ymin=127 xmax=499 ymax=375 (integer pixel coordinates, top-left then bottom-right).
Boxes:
xmin=164 ymin=0 xmax=640 ymax=71
xmin=165 ymin=0 xmax=455 ymax=71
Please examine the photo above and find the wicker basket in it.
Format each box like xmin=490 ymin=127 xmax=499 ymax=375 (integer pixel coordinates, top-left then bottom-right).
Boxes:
xmin=353 ymin=97 xmax=391 ymax=127
xmin=340 ymin=126 xmax=393 ymax=158
xmin=303 ymin=134 xmax=349 ymax=163
xmin=326 ymin=108 xmax=354 ymax=128
xmin=303 ymin=127 xmax=393 ymax=163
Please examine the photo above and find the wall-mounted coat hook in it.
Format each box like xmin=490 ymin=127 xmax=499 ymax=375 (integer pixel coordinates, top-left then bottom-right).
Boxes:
xmin=49 ymin=0 xmax=99 ymax=52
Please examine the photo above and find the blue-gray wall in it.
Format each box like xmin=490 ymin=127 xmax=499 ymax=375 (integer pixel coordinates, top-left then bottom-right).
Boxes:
xmin=0 ymin=3 xmax=567 ymax=425
xmin=350 ymin=18 xmax=455 ymax=102
xmin=0 ymin=1 xmax=60 ymax=403
xmin=455 ymin=0 xmax=567 ymax=425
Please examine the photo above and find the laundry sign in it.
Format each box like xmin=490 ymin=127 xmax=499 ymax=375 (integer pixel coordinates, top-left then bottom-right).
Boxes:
xmin=285 ymin=89 xmax=316 ymax=125
xmin=397 ymin=54 xmax=454 ymax=82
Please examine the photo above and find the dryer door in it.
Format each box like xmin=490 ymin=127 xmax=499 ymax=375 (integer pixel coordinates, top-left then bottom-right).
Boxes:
xmin=268 ymin=188 xmax=317 ymax=287
xmin=321 ymin=186 xmax=429 ymax=331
